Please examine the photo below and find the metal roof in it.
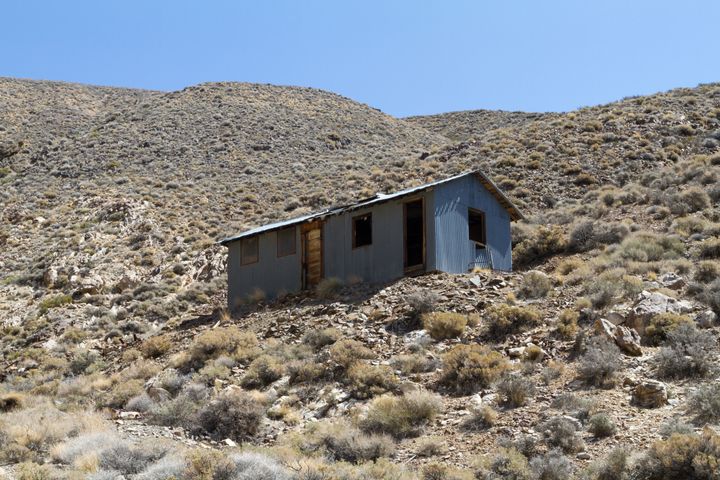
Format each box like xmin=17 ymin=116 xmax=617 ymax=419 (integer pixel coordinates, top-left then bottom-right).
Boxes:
xmin=219 ymin=169 xmax=523 ymax=245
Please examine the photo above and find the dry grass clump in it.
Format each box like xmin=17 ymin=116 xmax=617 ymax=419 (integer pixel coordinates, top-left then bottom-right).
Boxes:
xmin=635 ymin=429 xmax=720 ymax=479
xmin=195 ymin=389 xmax=265 ymax=441
xmin=359 ymin=390 xmax=442 ymax=439
xmin=697 ymin=238 xmax=720 ymax=259
xmin=475 ymin=447 xmax=531 ymax=480
xmin=537 ymin=416 xmax=585 ymax=454
xmin=654 ymin=323 xmax=714 ymax=379
xmin=329 ymin=339 xmax=375 ymax=370
xmin=496 ymin=374 xmax=535 ymax=408
xmin=577 ymin=337 xmax=622 ymax=387
xmin=484 ymin=304 xmax=541 ymax=337
xmin=615 ymin=232 xmax=685 ymax=263
xmin=555 ymin=309 xmax=579 ymax=339
xmin=439 ymin=344 xmax=511 ymax=395
xmin=316 ymin=277 xmax=343 ymax=299
xmin=140 ymin=334 xmax=172 ymax=358
xmin=347 ymin=364 xmax=399 ymax=399
xmin=518 ymin=270 xmax=553 ymax=298
xmin=568 ymin=220 xmax=629 ymax=252
xmin=421 ymin=311 xmax=468 ymax=340
xmin=302 ymin=327 xmax=341 ymax=350
xmin=583 ymin=268 xmax=643 ymax=309
xmin=390 ymin=352 xmax=439 ymax=375
xmin=513 ymin=225 xmax=567 ymax=266
xmin=287 ymin=359 xmax=328 ymax=385
xmin=587 ymin=413 xmax=617 ymax=438
xmin=185 ymin=326 xmax=259 ymax=370
xmin=694 ymin=261 xmax=720 ymax=283
xmin=415 ymin=436 xmax=447 ymax=458
xmin=461 ymin=405 xmax=498 ymax=431
xmin=0 ymin=392 xmax=24 ymax=412
xmin=304 ymin=420 xmax=396 ymax=463
xmin=644 ymin=313 xmax=693 ymax=346
xmin=241 ymin=354 xmax=286 ymax=389
xmin=688 ymin=383 xmax=720 ymax=425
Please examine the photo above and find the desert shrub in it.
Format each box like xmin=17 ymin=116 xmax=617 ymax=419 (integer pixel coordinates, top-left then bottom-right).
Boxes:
xmin=588 ymin=413 xmax=617 ymax=438
xmin=240 ymin=355 xmax=285 ymax=389
xmin=405 ymin=289 xmax=441 ymax=316
xmin=635 ymin=430 xmax=720 ymax=480
xmin=518 ymin=270 xmax=553 ymax=298
xmin=496 ymin=374 xmax=535 ymax=408
xmin=697 ymin=238 xmax=720 ymax=259
xmin=102 ymin=379 xmax=145 ymax=408
xmin=694 ymin=261 xmax=720 ymax=283
xmin=550 ymin=393 xmax=597 ymax=420
xmin=461 ymin=405 xmax=498 ymax=431
xmin=307 ymin=421 xmax=396 ymax=463
xmin=439 ymin=344 xmax=511 ymax=395
xmin=140 ymin=334 xmax=172 ymax=358
xmin=147 ymin=392 xmax=202 ymax=429
xmin=187 ymin=327 xmax=259 ymax=369
xmin=541 ymin=361 xmax=565 ymax=385
xmin=69 ymin=349 xmax=104 ymax=375
xmin=390 ymin=353 xmax=439 ymax=374
xmin=415 ymin=436 xmax=447 ymax=457
xmin=38 ymin=294 xmax=72 ymax=314
xmin=556 ymin=257 xmax=586 ymax=276
xmin=229 ymin=452 xmax=293 ymax=480
xmin=616 ymin=233 xmax=685 ymax=262
xmin=346 ymin=364 xmax=399 ymax=399
xmin=524 ymin=344 xmax=545 ymax=363
xmin=422 ymin=464 xmax=474 ymax=480
xmin=645 ymin=313 xmax=693 ymax=346
xmin=659 ymin=418 xmax=694 ymax=438
xmin=136 ymin=454 xmax=185 ymax=480
xmin=475 ymin=447 xmax=532 ymax=480
xmin=329 ymin=339 xmax=375 ymax=369
xmin=485 ymin=304 xmax=541 ymax=337
xmin=584 ymin=268 xmax=643 ymax=309
xmin=555 ymin=309 xmax=579 ymax=339
xmin=673 ymin=216 xmax=708 ymax=237
xmin=99 ymin=441 xmax=166 ymax=475
xmin=0 ymin=392 xmax=24 ymax=412
xmin=126 ymin=393 xmax=154 ymax=412
xmin=577 ymin=337 xmax=622 ymax=387
xmin=513 ymin=225 xmax=568 ymax=266
xmin=422 ymin=311 xmax=468 ymax=340
xmin=195 ymin=390 xmax=265 ymax=441
xmin=529 ymin=449 xmax=574 ymax=480
xmin=688 ymin=383 xmax=720 ymax=424
xmin=655 ymin=323 xmax=714 ymax=378
xmin=302 ymin=327 xmax=341 ymax=350
xmin=359 ymin=390 xmax=441 ymax=439
xmin=537 ymin=416 xmax=585 ymax=453
xmin=585 ymin=448 xmax=630 ymax=480
xmin=568 ymin=221 xmax=629 ymax=252
xmin=666 ymin=186 xmax=711 ymax=214
xmin=316 ymin=277 xmax=343 ymax=298
xmin=182 ymin=449 xmax=236 ymax=480
xmin=287 ymin=359 xmax=327 ymax=384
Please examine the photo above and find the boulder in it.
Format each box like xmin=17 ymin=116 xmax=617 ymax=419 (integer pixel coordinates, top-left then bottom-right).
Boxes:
xmin=632 ymin=379 xmax=668 ymax=408
xmin=594 ymin=318 xmax=642 ymax=356
xmin=658 ymin=272 xmax=685 ymax=290
xmin=70 ymin=273 xmax=105 ymax=296
xmin=43 ymin=266 xmax=59 ymax=288
xmin=695 ymin=310 xmax=717 ymax=329
xmin=626 ymin=291 xmax=693 ymax=335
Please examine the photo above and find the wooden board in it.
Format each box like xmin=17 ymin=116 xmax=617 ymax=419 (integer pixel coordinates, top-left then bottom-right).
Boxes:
xmin=302 ymin=221 xmax=323 ymax=288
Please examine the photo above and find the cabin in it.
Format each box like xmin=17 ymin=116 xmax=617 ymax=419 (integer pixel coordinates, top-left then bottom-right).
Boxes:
xmin=220 ymin=170 xmax=523 ymax=308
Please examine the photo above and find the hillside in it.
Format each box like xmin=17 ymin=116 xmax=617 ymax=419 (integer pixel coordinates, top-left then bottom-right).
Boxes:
xmin=1 ymin=79 xmax=720 ymax=479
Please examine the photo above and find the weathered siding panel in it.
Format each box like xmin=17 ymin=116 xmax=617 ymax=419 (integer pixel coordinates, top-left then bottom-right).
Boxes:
xmin=433 ymin=175 xmax=512 ymax=272
xmin=323 ymin=191 xmax=435 ymax=284
xmin=226 ymin=227 xmax=302 ymax=308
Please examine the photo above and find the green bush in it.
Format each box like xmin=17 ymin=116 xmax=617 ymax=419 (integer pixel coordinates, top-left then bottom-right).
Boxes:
xmin=329 ymin=339 xmax=375 ymax=370
xmin=635 ymin=430 xmax=720 ymax=479
xmin=240 ymin=354 xmax=285 ymax=389
xmin=38 ymin=294 xmax=72 ymax=314
xmin=475 ymin=447 xmax=532 ymax=480
xmin=439 ymin=344 xmax=511 ymax=395
xmin=187 ymin=327 xmax=259 ymax=369
xmin=513 ymin=225 xmax=568 ymax=266
xmin=588 ymin=413 xmax=617 ymax=438
xmin=422 ymin=312 xmax=468 ymax=340
xmin=555 ymin=309 xmax=579 ymax=339
xmin=645 ymin=313 xmax=693 ymax=346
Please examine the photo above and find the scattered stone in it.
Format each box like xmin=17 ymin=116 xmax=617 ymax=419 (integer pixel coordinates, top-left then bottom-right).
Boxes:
xmin=658 ymin=272 xmax=684 ymax=290
xmin=695 ymin=310 xmax=717 ymax=329
xmin=632 ymin=380 xmax=668 ymax=408
xmin=577 ymin=452 xmax=592 ymax=460
xmin=626 ymin=291 xmax=693 ymax=334
xmin=594 ymin=318 xmax=642 ymax=356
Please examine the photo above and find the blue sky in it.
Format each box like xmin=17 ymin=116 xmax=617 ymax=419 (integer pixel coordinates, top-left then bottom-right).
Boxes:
xmin=2 ymin=1 xmax=719 ymax=116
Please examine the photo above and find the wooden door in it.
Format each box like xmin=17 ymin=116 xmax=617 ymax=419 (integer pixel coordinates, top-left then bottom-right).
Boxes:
xmin=301 ymin=221 xmax=323 ymax=289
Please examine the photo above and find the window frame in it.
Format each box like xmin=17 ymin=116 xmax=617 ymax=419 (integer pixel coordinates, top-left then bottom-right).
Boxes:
xmin=240 ymin=236 xmax=259 ymax=265
xmin=468 ymin=208 xmax=487 ymax=246
xmin=276 ymin=226 xmax=297 ymax=258
xmin=352 ymin=212 xmax=373 ymax=249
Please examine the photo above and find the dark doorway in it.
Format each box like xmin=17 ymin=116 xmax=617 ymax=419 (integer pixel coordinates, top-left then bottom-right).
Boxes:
xmin=404 ymin=199 xmax=425 ymax=271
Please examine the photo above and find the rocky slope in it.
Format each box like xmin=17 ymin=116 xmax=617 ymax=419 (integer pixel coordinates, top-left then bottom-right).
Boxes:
xmin=1 ymin=78 xmax=720 ymax=479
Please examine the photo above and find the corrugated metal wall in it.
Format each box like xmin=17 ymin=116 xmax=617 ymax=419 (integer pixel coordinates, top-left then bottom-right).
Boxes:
xmin=433 ymin=174 xmax=512 ymax=272
xmin=226 ymin=227 xmax=302 ymax=307
xmin=323 ymin=191 xmax=435 ymax=283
